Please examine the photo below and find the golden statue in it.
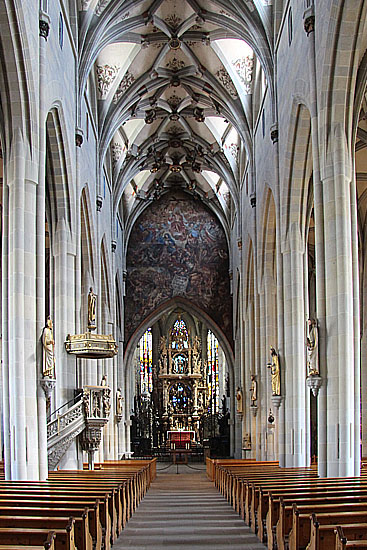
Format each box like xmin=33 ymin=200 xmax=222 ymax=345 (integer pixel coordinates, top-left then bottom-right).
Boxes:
xmin=236 ymin=387 xmax=243 ymax=413
xmin=88 ymin=287 xmax=97 ymax=330
xmin=267 ymin=346 xmax=280 ymax=396
xmin=249 ymin=375 xmax=257 ymax=405
xmin=306 ymin=318 xmax=319 ymax=376
xmin=42 ymin=316 xmax=55 ymax=378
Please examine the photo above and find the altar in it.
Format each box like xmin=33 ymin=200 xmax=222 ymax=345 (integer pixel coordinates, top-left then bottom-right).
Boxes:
xmin=167 ymin=430 xmax=195 ymax=450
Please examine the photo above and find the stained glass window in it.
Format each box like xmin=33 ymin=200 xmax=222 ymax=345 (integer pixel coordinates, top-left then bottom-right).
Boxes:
xmin=139 ymin=328 xmax=153 ymax=395
xmin=207 ymin=330 xmax=219 ymax=414
xmin=171 ymin=318 xmax=189 ymax=349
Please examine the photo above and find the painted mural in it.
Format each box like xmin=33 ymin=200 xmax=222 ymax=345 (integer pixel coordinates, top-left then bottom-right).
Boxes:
xmin=125 ymin=192 xmax=232 ymax=344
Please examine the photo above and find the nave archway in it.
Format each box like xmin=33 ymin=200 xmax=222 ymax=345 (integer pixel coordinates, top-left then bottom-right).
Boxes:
xmin=124 ymin=298 xmax=235 ymax=459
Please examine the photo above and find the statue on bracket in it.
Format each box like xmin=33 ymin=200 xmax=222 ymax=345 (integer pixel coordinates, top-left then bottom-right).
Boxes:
xmin=306 ymin=318 xmax=319 ymax=376
xmin=87 ymin=287 xmax=97 ymax=331
xmin=42 ymin=316 xmax=55 ymax=378
xmin=267 ymin=346 xmax=280 ymax=396
xmin=116 ymin=388 xmax=124 ymax=416
xmin=249 ymin=374 xmax=257 ymax=406
xmin=236 ymin=386 xmax=243 ymax=413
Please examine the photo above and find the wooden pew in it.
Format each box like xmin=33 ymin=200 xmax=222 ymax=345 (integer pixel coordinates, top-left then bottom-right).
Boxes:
xmin=0 ymin=485 xmax=113 ymax=547
xmin=0 ymin=530 xmax=55 ymax=550
xmin=269 ymin=487 xmax=367 ymax=549
xmin=335 ymin=526 xmax=367 ymax=550
xmin=0 ymin=518 xmax=75 ymax=550
xmin=307 ymin=512 xmax=367 ymax=550
xmin=0 ymin=510 xmax=92 ymax=550
xmin=258 ymin=479 xmax=367 ymax=541
xmin=286 ymin=501 xmax=367 ymax=550
xmin=0 ymin=496 xmax=103 ymax=550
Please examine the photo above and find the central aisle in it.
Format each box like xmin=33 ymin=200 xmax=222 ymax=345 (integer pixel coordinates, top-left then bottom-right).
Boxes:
xmin=114 ymin=463 xmax=267 ymax=549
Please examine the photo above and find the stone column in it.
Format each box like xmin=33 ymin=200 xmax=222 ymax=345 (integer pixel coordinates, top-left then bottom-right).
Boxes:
xmin=282 ymin=247 xmax=294 ymax=466
xmin=289 ymin=226 xmax=307 ymax=466
xmin=6 ymin=132 xmax=39 ymax=479
xmin=322 ymin=150 xmax=358 ymax=476
xmin=36 ymin=17 xmax=48 ymax=479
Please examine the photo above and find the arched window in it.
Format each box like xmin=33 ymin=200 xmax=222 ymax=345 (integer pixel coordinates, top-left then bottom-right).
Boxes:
xmin=139 ymin=328 xmax=153 ymax=395
xmin=207 ymin=330 xmax=219 ymax=414
xmin=170 ymin=318 xmax=189 ymax=349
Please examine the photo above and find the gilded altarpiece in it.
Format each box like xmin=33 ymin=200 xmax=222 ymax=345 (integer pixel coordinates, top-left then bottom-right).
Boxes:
xmin=159 ymin=319 xmax=208 ymax=441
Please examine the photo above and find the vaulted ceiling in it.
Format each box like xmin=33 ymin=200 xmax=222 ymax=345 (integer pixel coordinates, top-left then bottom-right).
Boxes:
xmin=79 ymin=0 xmax=272 ymax=236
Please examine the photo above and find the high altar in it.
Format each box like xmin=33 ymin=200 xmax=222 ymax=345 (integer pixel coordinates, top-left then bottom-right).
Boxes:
xmin=158 ymin=318 xmax=208 ymax=444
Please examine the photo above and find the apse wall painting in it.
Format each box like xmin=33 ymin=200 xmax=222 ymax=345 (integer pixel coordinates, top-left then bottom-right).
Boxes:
xmin=125 ymin=192 xmax=232 ymax=344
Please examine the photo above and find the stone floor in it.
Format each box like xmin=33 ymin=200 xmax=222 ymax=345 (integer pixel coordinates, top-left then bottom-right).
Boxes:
xmin=113 ymin=463 xmax=267 ymax=549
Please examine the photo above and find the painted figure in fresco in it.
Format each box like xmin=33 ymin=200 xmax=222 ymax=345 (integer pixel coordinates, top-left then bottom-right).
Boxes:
xmin=236 ymin=387 xmax=243 ymax=413
xmin=250 ymin=375 xmax=257 ymax=405
xmin=88 ymin=287 xmax=97 ymax=330
xmin=306 ymin=318 xmax=319 ymax=376
xmin=42 ymin=316 xmax=55 ymax=378
xmin=267 ymin=346 xmax=280 ymax=396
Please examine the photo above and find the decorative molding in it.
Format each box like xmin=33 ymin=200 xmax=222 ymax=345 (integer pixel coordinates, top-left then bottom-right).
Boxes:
xmin=306 ymin=374 xmax=323 ymax=397
xmin=250 ymin=405 xmax=258 ymax=417
xmin=271 ymin=395 xmax=283 ymax=409
xmin=40 ymin=377 xmax=56 ymax=399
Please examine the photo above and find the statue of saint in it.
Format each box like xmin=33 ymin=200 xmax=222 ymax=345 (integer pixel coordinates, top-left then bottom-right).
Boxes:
xmin=88 ymin=287 xmax=97 ymax=330
xmin=249 ymin=375 xmax=257 ymax=405
xmin=193 ymin=335 xmax=200 ymax=355
xmin=42 ymin=316 xmax=55 ymax=378
xmin=100 ymin=374 xmax=107 ymax=386
xmin=306 ymin=318 xmax=319 ymax=376
xmin=236 ymin=387 xmax=243 ymax=413
xmin=116 ymin=388 xmax=123 ymax=416
xmin=160 ymin=335 xmax=167 ymax=356
xmin=267 ymin=346 xmax=280 ymax=396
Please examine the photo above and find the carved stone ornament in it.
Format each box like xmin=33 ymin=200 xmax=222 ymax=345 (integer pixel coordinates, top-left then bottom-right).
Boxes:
xmin=271 ymin=395 xmax=283 ymax=409
xmin=304 ymin=15 xmax=315 ymax=36
xmin=250 ymin=405 xmax=258 ymax=417
xmin=270 ymin=123 xmax=279 ymax=144
xmin=47 ymin=398 xmax=85 ymax=470
xmin=96 ymin=195 xmax=103 ymax=212
xmin=111 ymin=240 xmax=117 ymax=253
xmin=39 ymin=19 xmax=50 ymax=40
xmin=306 ymin=374 xmax=323 ymax=397
xmin=75 ymin=132 xmax=83 ymax=148
xmin=40 ymin=377 xmax=56 ymax=399
xmin=250 ymin=195 xmax=256 ymax=208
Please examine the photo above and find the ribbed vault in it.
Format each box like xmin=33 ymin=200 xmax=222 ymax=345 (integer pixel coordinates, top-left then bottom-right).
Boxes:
xmin=79 ymin=0 xmax=271 ymax=236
